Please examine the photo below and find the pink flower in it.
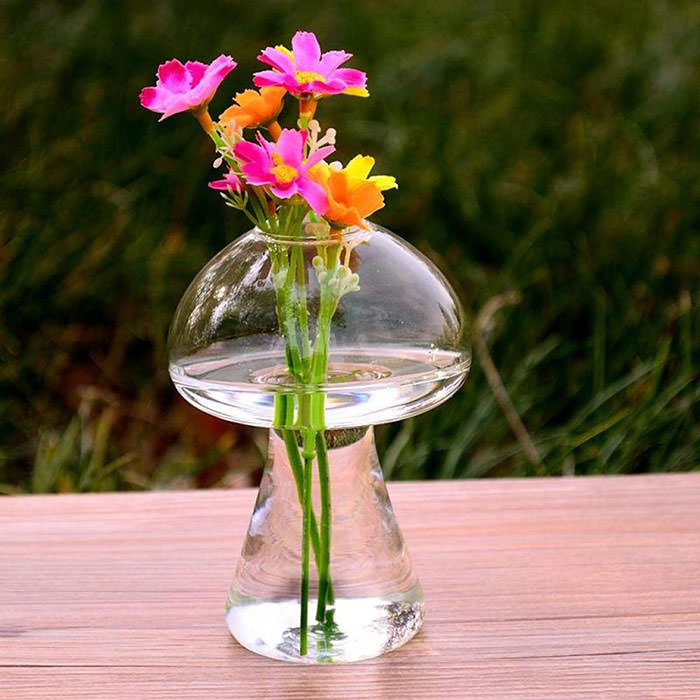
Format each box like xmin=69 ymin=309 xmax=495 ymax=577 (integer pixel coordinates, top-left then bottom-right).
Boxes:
xmin=234 ymin=128 xmax=334 ymax=214
xmin=208 ymin=170 xmax=243 ymax=192
xmin=253 ymin=31 xmax=368 ymax=98
xmin=139 ymin=55 xmax=237 ymax=120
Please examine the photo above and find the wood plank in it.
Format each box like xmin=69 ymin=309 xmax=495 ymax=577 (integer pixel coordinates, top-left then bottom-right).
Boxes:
xmin=1 ymin=473 xmax=700 ymax=699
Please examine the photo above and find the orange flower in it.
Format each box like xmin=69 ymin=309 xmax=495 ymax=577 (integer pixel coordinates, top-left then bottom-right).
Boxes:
xmin=310 ymin=156 xmax=397 ymax=228
xmin=218 ymin=86 xmax=285 ymax=135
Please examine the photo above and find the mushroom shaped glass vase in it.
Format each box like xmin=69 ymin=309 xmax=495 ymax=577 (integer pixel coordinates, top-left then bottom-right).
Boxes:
xmin=168 ymin=221 xmax=470 ymax=663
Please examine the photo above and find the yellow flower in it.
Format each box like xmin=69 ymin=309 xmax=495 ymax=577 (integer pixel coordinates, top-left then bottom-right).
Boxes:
xmin=310 ymin=155 xmax=397 ymax=229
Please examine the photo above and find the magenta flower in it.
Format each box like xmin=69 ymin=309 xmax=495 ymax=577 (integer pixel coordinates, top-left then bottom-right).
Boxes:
xmin=234 ymin=128 xmax=334 ymax=214
xmin=208 ymin=170 xmax=243 ymax=192
xmin=139 ymin=55 xmax=237 ymax=120
xmin=253 ymin=31 xmax=368 ymax=98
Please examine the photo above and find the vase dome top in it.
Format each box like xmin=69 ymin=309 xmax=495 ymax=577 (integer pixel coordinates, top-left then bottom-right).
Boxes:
xmin=168 ymin=223 xmax=470 ymax=428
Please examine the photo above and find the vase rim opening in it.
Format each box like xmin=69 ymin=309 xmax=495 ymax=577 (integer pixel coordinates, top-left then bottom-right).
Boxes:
xmin=254 ymin=222 xmax=369 ymax=246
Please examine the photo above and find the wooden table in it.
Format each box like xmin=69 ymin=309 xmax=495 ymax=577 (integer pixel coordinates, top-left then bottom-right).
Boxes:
xmin=2 ymin=473 xmax=700 ymax=699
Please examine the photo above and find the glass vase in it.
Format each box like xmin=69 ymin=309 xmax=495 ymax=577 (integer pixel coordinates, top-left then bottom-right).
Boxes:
xmin=168 ymin=222 xmax=470 ymax=663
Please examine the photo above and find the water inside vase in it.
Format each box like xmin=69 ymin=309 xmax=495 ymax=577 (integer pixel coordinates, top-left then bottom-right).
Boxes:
xmin=169 ymin=344 xmax=470 ymax=429
xmin=226 ymin=587 xmax=424 ymax=664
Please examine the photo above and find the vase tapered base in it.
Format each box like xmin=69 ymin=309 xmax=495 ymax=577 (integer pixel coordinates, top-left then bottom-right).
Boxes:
xmin=226 ymin=584 xmax=424 ymax=663
xmin=226 ymin=427 xmax=424 ymax=663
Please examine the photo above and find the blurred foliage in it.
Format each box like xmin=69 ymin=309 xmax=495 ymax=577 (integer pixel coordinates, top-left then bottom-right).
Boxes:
xmin=1 ymin=0 xmax=698 ymax=492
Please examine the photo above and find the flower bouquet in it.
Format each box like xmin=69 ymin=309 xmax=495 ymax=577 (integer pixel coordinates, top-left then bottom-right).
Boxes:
xmin=140 ymin=31 xmax=470 ymax=663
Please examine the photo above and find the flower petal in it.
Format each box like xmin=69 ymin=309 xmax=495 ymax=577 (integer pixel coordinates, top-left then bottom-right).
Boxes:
xmin=345 ymin=155 xmax=375 ymax=180
xmin=269 ymin=181 xmax=298 ymax=199
xmin=305 ymin=79 xmax=346 ymax=95
xmin=343 ymin=86 xmax=370 ymax=97
xmin=369 ymin=174 xmax=398 ymax=191
xmin=139 ymin=86 xmax=170 ymax=113
xmin=254 ymin=130 xmax=278 ymax=160
xmin=297 ymin=178 xmax=329 ymax=215
xmin=305 ymin=145 xmax=336 ymax=169
xmin=157 ymin=59 xmax=189 ymax=91
xmin=189 ymin=54 xmax=237 ymax=104
xmin=160 ymin=95 xmax=192 ymax=120
xmin=318 ymin=50 xmax=352 ymax=74
xmin=291 ymin=30 xmax=322 ymax=69
xmin=275 ymin=129 xmax=305 ymax=167
xmin=253 ymin=70 xmax=290 ymax=89
xmin=351 ymin=181 xmax=385 ymax=217
xmin=233 ymin=89 xmax=260 ymax=106
xmin=328 ymin=170 xmax=350 ymax=202
xmin=234 ymin=139 xmax=263 ymax=163
xmin=240 ymin=161 xmax=273 ymax=186
xmin=208 ymin=170 xmax=243 ymax=191
xmin=333 ymin=67 xmax=367 ymax=89
xmin=184 ymin=60 xmax=207 ymax=85
xmin=258 ymin=46 xmax=295 ymax=74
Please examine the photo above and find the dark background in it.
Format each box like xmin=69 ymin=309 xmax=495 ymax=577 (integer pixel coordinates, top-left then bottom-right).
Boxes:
xmin=1 ymin=0 xmax=698 ymax=493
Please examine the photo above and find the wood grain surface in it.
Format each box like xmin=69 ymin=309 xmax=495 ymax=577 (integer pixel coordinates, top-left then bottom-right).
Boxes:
xmin=2 ymin=473 xmax=700 ymax=699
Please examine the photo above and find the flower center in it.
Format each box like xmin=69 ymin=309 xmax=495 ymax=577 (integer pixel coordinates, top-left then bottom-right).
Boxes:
xmin=271 ymin=164 xmax=298 ymax=183
xmin=295 ymin=70 xmax=325 ymax=85
xmin=271 ymin=154 xmax=299 ymax=184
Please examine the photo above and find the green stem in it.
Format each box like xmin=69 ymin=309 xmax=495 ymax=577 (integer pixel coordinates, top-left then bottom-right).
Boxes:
xmin=308 ymin=276 xmax=339 ymax=622
xmin=273 ymin=245 xmax=303 ymax=381
xmin=315 ymin=426 xmax=333 ymax=618
xmin=248 ymin=194 xmax=269 ymax=231
xmin=293 ymin=245 xmax=311 ymax=369
xmin=277 ymin=404 xmax=328 ymax=594
xmin=299 ymin=428 xmax=313 ymax=656
xmin=273 ymin=391 xmax=285 ymax=428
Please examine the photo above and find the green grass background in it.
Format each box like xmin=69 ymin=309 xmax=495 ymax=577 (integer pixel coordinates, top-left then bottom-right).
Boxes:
xmin=1 ymin=0 xmax=698 ymax=492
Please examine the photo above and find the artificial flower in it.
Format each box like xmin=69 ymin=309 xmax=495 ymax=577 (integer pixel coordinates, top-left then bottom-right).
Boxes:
xmin=139 ymin=55 xmax=237 ymax=121
xmin=254 ymin=31 xmax=368 ymax=99
xmin=219 ymin=87 xmax=286 ymax=136
xmin=208 ymin=169 xmax=244 ymax=192
xmin=310 ymin=155 xmax=397 ymax=228
xmin=234 ymin=128 xmax=334 ymax=215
